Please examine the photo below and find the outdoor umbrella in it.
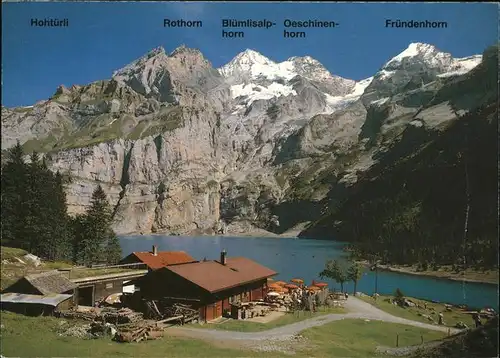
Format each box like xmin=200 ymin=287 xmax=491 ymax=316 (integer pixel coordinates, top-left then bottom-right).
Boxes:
xmin=267 ymin=291 xmax=280 ymax=297
xmin=268 ymin=284 xmax=283 ymax=292
xmin=313 ymin=282 xmax=328 ymax=288
xmin=285 ymin=284 xmax=299 ymax=289
xmin=274 ymin=281 xmax=288 ymax=287
xmin=307 ymin=285 xmax=321 ymax=291
xmin=291 ymin=278 xmax=304 ymax=284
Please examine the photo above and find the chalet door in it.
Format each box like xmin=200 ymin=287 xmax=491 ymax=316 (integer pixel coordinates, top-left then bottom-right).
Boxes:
xmin=215 ymin=301 xmax=222 ymax=318
xmin=199 ymin=307 xmax=206 ymax=322
xmin=206 ymin=305 xmax=214 ymax=321
xmin=222 ymin=298 xmax=230 ymax=312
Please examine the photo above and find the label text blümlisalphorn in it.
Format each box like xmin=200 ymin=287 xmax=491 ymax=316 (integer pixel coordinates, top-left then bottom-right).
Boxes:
xmin=31 ymin=18 xmax=69 ymax=27
xmin=164 ymin=19 xmax=203 ymax=28
xmin=385 ymin=19 xmax=448 ymax=28
xmin=221 ymin=19 xmax=276 ymax=38
xmin=283 ymin=19 xmax=338 ymax=38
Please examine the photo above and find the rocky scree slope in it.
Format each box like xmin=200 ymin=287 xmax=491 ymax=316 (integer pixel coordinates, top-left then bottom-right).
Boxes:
xmin=0 ymin=43 xmax=489 ymax=236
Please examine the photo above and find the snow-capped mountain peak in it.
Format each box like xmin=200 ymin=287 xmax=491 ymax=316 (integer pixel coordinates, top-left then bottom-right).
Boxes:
xmin=236 ymin=49 xmax=274 ymax=64
xmin=383 ymin=42 xmax=441 ymax=68
xmin=380 ymin=42 xmax=482 ymax=79
xmin=219 ymin=49 xmax=276 ymax=78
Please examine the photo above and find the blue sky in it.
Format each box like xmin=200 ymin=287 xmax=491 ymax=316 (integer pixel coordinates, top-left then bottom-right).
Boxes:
xmin=2 ymin=2 xmax=498 ymax=107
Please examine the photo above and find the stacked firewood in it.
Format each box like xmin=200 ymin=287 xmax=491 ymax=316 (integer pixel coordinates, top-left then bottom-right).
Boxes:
xmin=142 ymin=301 xmax=198 ymax=323
xmin=57 ymin=307 xmax=143 ymax=324
xmin=114 ymin=322 xmax=164 ymax=343
xmin=163 ymin=303 xmax=197 ymax=319
xmin=100 ymin=307 xmax=143 ymax=324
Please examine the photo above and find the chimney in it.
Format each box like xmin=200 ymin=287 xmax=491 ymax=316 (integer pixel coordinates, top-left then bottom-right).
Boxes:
xmin=152 ymin=245 xmax=158 ymax=256
xmin=220 ymin=249 xmax=227 ymax=265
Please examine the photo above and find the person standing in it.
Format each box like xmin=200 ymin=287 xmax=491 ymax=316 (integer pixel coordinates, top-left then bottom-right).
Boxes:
xmin=438 ymin=313 xmax=444 ymax=325
xmin=473 ymin=313 xmax=482 ymax=328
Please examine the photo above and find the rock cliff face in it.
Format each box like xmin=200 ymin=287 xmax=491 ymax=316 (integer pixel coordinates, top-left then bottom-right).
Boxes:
xmin=1 ymin=43 xmax=491 ymax=236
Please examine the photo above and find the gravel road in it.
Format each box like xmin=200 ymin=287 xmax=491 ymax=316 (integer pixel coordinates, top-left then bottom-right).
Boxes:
xmin=169 ymin=297 xmax=460 ymax=342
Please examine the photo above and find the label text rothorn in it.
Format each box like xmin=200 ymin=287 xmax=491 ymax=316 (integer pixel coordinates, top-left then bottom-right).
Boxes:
xmin=163 ymin=19 xmax=203 ymax=28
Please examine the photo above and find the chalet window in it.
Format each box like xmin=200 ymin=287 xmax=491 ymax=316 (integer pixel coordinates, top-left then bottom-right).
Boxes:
xmin=105 ymin=283 xmax=113 ymax=289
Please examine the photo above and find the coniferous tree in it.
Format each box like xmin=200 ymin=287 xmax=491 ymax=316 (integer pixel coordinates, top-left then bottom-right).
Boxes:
xmin=71 ymin=214 xmax=90 ymax=265
xmin=1 ymin=142 xmax=29 ymax=249
xmin=46 ymin=171 xmax=72 ymax=261
xmin=25 ymin=151 xmax=45 ymax=253
xmin=106 ymin=232 xmax=122 ymax=265
xmin=75 ymin=185 xmax=120 ymax=265
xmin=2 ymin=145 xmax=74 ymax=262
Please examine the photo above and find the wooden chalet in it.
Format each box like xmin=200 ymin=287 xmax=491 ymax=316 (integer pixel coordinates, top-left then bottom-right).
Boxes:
xmin=1 ymin=271 xmax=77 ymax=315
xmin=136 ymin=250 xmax=277 ymax=322
xmin=120 ymin=245 xmax=197 ymax=270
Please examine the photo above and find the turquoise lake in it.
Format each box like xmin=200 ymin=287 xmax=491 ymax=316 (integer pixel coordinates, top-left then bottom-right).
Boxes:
xmin=119 ymin=235 xmax=498 ymax=310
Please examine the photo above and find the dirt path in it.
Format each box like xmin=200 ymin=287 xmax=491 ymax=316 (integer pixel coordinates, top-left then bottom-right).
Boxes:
xmin=168 ymin=297 xmax=461 ymax=346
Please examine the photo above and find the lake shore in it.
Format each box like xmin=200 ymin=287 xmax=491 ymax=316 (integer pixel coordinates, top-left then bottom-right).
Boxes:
xmin=142 ymin=222 xmax=307 ymax=239
xmin=357 ymin=260 xmax=498 ymax=285
xmin=125 ymin=230 xmax=298 ymax=239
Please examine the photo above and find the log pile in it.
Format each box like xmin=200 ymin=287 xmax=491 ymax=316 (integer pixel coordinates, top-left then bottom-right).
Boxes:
xmin=163 ymin=303 xmax=197 ymax=317
xmin=101 ymin=307 xmax=143 ymax=324
xmin=114 ymin=322 xmax=164 ymax=343
xmin=161 ymin=303 xmax=198 ymax=324
xmin=142 ymin=300 xmax=199 ymax=324
xmin=57 ymin=307 xmax=143 ymax=324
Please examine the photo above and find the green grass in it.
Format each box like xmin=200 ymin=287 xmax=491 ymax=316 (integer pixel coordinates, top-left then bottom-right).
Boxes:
xmin=197 ymin=307 xmax=346 ymax=332
xmin=298 ymin=319 xmax=447 ymax=358
xmin=0 ymin=311 xmax=452 ymax=358
xmin=141 ymin=111 xmax=184 ymax=138
xmin=0 ymin=312 xmax=264 ymax=358
xmin=0 ymin=247 xmax=28 ymax=261
xmin=22 ymin=135 xmax=59 ymax=153
xmin=17 ymin=104 xmax=186 ymax=154
xmin=127 ymin=121 xmax=148 ymax=140
xmin=358 ymin=295 xmax=476 ymax=328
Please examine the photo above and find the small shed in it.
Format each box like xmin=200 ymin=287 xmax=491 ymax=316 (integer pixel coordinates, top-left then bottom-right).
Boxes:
xmin=1 ymin=292 xmax=73 ymax=316
xmin=2 ymin=270 xmax=77 ymax=296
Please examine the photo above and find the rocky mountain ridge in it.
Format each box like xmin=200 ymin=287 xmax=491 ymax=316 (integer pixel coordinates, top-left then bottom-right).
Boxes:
xmin=1 ymin=42 xmax=490 ymax=236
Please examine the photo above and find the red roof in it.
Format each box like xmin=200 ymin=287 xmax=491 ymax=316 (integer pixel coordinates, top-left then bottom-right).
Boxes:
xmin=164 ymin=257 xmax=277 ymax=293
xmin=130 ymin=251 xmax=196 ymax=269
